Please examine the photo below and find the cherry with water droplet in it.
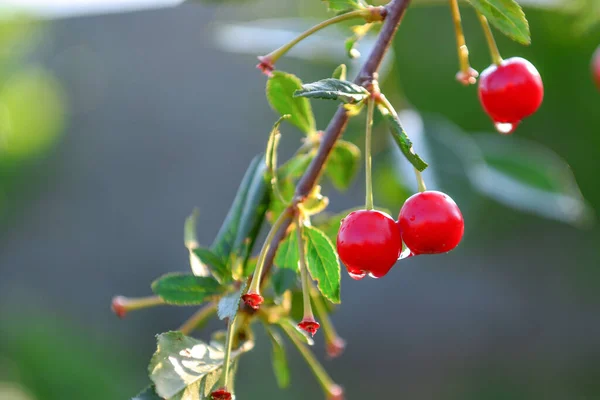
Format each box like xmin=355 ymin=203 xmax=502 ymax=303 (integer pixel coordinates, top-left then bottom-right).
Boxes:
xmin=398 ymin=191 xmax=464 ymax=255
xmin=592 ymin=46 xmax=600 ymax=90
xmin=478 ymin=57 xmax=543 ymax=133
xmin=336 ymin=210 xmax=402 ymax=279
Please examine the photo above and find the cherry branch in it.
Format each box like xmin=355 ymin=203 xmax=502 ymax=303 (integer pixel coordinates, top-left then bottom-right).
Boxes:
xmin=260 ymin=0 xmax=412 ymax=283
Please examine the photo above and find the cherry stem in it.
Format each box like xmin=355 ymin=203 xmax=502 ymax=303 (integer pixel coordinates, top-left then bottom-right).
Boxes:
xmin=449 ymin=0 xmax=472 ymax=75
xmin=296 ymin=215 xmax=314 ymax=321
xmin=414 ymin=168 xmax=427 ymax=192
xmin=218 ymin=315 xmax=238 ymax=390
xmin=247 ymin=208 xmax=294 ymax=295
xmin=120 ymin=296 xmax=164 ymax=311
xmin=178 ymin=302 xmax=217 ymax=335
xmin=280 ymin=319 xmax=338 ymax=395
xmin=262 ymin=9 xmax=375 ymax=65
xmin=310 ymin=284 xmax=338 ymax=343
xmin=477 ymin=13 xmax=503 ymax=65
xmin=364 ymin=98 xmax=375 ymax=211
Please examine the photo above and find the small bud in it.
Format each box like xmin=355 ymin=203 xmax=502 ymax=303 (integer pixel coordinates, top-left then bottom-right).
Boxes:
xmin=242 ymin=292 xmax=264 ymax=310
xmin=111 ymin=296 xmax=128 ymax=318
xmin=455 ymin=67 xmax=479 ymax=86
xmin=256 ymin=56 xmax=275 ymax=77
xmin=326 ymin=337 xmax=346 ymax=359
xmin=211 ymin=388 xmax=232 ymax=400
xmin=327 ymin=384 xmax=344 ymax=400
xmin=298 ymin=317 xmax=320 ymax=337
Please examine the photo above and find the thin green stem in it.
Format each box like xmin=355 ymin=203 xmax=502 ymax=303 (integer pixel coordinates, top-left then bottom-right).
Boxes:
xmin=364 ymin=98 xmax=375 ymax=210
xmin=123 ymin=296 xmax=165 ymax=310
xmin=449 ymin=0 xmax=471 ymax=74
xmin=414 ymin=168 xmax=427 ymax=192
xmin=477 ymin=13 xmax=503 ymax=65
xmin=280 ymin=321 xmax=337 ymax=392
xmin=263 ymin=9 xmax=372 ymax=64
xmin=296 ymin=217 xmax=314 ymax=320
xmin=248 ymin=209 xmax=294 ymax=294
xmin=178 ymin=302 xmax=217 ymax=335
xmin=310 ymin=285 xmax=338 ymax=343
xmin=219 ymin=315 xmax=238 ymax=390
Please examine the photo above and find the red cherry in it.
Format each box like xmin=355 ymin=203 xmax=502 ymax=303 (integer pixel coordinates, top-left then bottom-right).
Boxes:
xmin=592 ymin=46 xmax=600 ymax=89
xmin=398 ymin=191 xmax=464 ymax=255
xmin=478 ymin=57 xmax=543 ymax=133
xmin=336 ymin=210 xmax=402 ymax=279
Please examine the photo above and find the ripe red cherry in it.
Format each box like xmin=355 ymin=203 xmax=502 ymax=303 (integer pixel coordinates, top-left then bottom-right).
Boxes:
xmin=336 ymin=210 xmax=402 ymax=280
xmin=592 ymin=46 xmax=600 ymax=90
xmin=478 ymin=57 xmax=543 ymax=134
xmin=398 ymin=191 xmax=464 ymax=255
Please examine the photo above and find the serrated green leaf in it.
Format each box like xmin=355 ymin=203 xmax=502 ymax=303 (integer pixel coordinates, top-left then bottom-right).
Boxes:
xmin=266 ymin=327 xmax=290 ymax=389
xmin=267 ymin=71 xmax=316 ymax=134
xmin=151 ymin=273 xmax=224 ymax=305
xmin=467 ymin=0 xmax=530 ymax=45
xmin=217 ymin=285 xmax=245 ymax=320
xmin=325 ymin=140 xmax=361 ymax=191
xmin=193 ymin=247 xmax=229 ymax=282
xmin=294 ymin=78 xmax=369 ymax=104
xmin=132 ymin=386 xmax=162 ymax=400
xmin=149 ymin=332 xmax=253 ymax=399
xmin=379 ymin=106 xmax=428 ymax=172
xmin=323 ymin=0 xmax=365 ymax=13
xmin=302 ymin=225 xmax=341 ymax=304
xmin=332 ymin=64 xmax=347 ymax=80
xmin=278 ymin=151 xmax=315 ymax=181
xmin=274 ymin=228 xmax=299 ymax=270
xmin=272 ymin=268 xmax=299 ymax=296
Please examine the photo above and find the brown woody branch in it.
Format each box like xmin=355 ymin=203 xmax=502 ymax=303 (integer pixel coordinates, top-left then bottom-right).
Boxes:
xmin=260 ymin=0 xmax=412 ymax=283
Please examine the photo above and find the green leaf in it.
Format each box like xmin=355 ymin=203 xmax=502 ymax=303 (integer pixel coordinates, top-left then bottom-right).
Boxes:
xmin=272 ymin=268 xmax=299 ymax=296
xmin=278 ymin=151 xmax=315 ymax=181
xmin=193 ymin=247 xmax=229 ymax=282
xmin=210 ymin=155 xmax=270 ymax=277
xmin=149 ymin=332 xmax=253 ymax=399
xmin=469 ymin=134 xmax=593 ymax=227
xmin=274 ymin=228 xmax=299 ymax=270
xmin=294 ymin=78 xmax=369 ymax=104
xmin=266 ymin=327 xmax=290 ymax=389
xmin=151 ymin=273 xmax=224 ymax=305
xmin=332 ymin=64 xmax=347 ymax=81
xmin=302 ymin=225 xmax=341 ymax=304
xmin=217 ymin=285 xmax=245 ymax=320
xmin=379 ymin=106 xmax=428 ymax=172
xmin=323 ymin=0 xmax=365 ymax=13
xmin=325 ymin=140 xmax=361 ymax=191
xmin=267 ymin=71 xmax=316 ymax=134
xmin=132 ymin=386 xmax=162 ymax=400
xmin=466 ymin=0 xmax=530 ymax=45
xmin=211 ymin=156 xmax=261 ymax=259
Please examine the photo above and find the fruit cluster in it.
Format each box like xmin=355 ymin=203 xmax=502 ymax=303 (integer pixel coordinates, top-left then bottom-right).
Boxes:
xmin=337 ymin=191 xmax=464 ymax=279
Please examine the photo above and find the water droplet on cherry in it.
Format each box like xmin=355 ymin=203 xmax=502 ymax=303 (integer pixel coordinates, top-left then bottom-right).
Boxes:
xmin=348 ymin=270 xmax=367 ymax=280
xmin=494 ymin=121 xmax=518 ymax=135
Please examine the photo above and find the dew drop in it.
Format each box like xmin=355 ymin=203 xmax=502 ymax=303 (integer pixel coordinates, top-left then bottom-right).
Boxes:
xmin=494 ymin=121 xmax=519 ymax=135
xmin=399 ymin=247 xmax=414 ymax=260
xmin=348 ymin=270 xmax=367 ymax=280
xmin=368 ymin=272 xmax=380 ymax=279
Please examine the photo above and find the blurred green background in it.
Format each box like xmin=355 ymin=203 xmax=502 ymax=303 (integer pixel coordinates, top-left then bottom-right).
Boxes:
xmin=0 ymin=1 xmax=599 ymax=399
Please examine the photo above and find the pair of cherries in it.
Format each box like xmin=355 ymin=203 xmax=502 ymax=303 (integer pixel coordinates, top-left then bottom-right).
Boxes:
xmin=336 ymin=191 xmax=464 ymax=279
